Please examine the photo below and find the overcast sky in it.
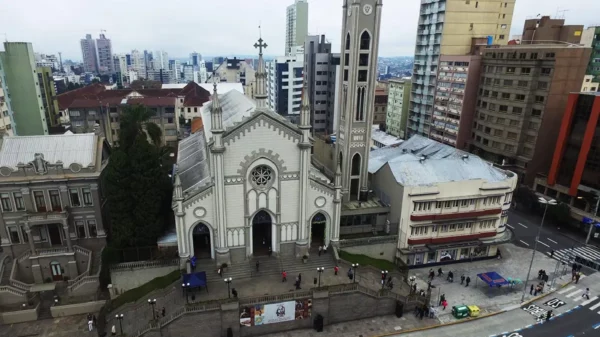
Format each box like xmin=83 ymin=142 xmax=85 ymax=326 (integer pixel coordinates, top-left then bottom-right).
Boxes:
xmin=0 ymin=0 xmax=597 ymax=60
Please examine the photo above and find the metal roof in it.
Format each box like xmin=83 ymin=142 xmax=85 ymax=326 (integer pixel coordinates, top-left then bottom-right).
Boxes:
xmin=201 ymin=90 xmax=256 ymax=141
xmin=0 ymin=133 xmax=97 ymax=170
xmin=176 ymin=130 xmax=211 ymax=193
xmin=369 ymin=135 xmax=508 ymax=186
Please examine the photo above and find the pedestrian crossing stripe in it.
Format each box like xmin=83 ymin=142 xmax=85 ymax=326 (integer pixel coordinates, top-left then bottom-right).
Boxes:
xmin=551 ymin=246 xmax=600 ymax=264
xmin=581 ymin=296 xmax=599 ymax=306
xmin=558 ymin=286 xmax=576 ymax=294
xmin=565 ymin=289 xmax=583 ymax=298
xmin=589 ymin=301 xmax=600 ymax=310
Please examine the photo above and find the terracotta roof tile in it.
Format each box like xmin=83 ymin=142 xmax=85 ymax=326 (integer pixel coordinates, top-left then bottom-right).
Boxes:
xmin=191 ymin=118 xmax=204 ymax=134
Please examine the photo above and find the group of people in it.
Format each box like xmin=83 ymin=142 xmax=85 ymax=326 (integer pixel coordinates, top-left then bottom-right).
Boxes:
xmin=414 ymin=304 xmax=435 ymax=320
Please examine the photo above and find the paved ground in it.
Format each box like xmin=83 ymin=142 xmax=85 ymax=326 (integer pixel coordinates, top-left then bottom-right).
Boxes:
xmin=409 ymin=243 xmax=566 ymax=324
xmin=0 ymin=314 xmax=96 ymax=337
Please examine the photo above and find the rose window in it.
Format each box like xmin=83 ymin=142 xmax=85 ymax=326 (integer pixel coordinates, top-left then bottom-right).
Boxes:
xmin=251 ymin=165 xmax=273 ymax=186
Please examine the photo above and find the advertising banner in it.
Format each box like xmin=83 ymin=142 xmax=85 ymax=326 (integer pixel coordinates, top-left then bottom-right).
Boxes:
xmin=240 ymin=299 xmax=312 ymax=327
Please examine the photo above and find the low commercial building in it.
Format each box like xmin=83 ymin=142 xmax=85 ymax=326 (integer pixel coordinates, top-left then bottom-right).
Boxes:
xmin=0 ymin=133 xmax=108 ymax=286
xmin=534 ymin=92 xmax=600 ymax=240
xmin=368 ymin=135 xmax=516 ymax=267
xmin=373 ymin=86 xmax=388 ymax=127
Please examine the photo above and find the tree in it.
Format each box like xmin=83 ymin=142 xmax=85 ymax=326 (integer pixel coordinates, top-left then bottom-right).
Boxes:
xmin=91 ymin=78 xmax=100 ymax=84
xmin=118 ymin=104 xmax=162 ymax=152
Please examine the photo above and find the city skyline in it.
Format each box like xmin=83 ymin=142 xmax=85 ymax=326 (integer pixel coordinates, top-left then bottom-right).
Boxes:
xmin=1 ymin=0 xmax=595 ymax=60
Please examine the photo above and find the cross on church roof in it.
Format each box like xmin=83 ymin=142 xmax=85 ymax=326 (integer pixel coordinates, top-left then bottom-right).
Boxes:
xmin=254 ymin=38 xmax=268 ymax=56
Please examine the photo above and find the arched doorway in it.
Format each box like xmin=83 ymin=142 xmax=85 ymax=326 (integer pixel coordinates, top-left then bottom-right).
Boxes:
xmin=311 ymin=213 xmax=326 ymax=247
xmin=252 ymin=210 xmax=272 ymax=256
xmin=192 ymin=223 xmax=212 ymax=259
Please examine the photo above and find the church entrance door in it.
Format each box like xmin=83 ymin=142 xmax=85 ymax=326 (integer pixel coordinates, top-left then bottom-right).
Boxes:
xmin=252 ymin=210 xmax=272 ymax=256
xmin=192 ymin=223 xmax=212 ymax=259
xmin=311 ymin=213 xmax=326 ymax=247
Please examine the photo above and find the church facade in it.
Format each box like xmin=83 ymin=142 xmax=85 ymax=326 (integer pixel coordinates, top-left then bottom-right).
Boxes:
xmin=172 ymin=39 xmax=341 ymax=265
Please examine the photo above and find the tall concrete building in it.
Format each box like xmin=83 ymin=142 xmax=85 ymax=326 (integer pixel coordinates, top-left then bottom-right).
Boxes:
xmin=304 ymin=35 xmax=341 ymax=135
xmin=0 ymin=42 xmax=48 ymax=135
xmin=36 ymin=66 xmax=60 ymax=127
xmin=266 ymin=48 xmax=304 ymax=123
xmin=190 ymin=52 xmax=201 ymax=66
xmin=96 ymin=33 xmax=114 ymax=74
xmin=409 ymin=0 xmax=515 ymax=138
xmin=80 ymin=34 xmax=99 ymax=74
xmin=373 ymin=85 xmax=388 ymax=126
xmin=521 ymin=16 xmax=583 ymax=45
xmin=130 ymin=50 xmax=146 ymax=78
xmin=285 ymin=0 xmax=309 ymax=55
xmin=385 ymin=77 xmax=411 ymax=139
xmin=153 ymin=50 xmax=169 ymax=70
xmin=0 ymin=85 xmax=13 ymax=136
xmin=470 ymin=45 xmax=591 ymax=185
xmin=334 ymin=0 xmax=382 ymax=202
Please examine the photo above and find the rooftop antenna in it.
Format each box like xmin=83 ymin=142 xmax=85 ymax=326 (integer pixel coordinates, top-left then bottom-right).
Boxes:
xmin=258 ymin=21 xmax=262 ymax=38
xmin=555 ymin=7 xmax=569 ymax=20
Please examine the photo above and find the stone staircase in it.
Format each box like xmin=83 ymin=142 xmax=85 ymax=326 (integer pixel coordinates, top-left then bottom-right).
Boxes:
xmin=0 ymin=255 xmax=11 ymax=285
xmin=196 ymin=249 xmax=337 ymax=283
xmin=37 ymin=292 xmax=54 ymax=320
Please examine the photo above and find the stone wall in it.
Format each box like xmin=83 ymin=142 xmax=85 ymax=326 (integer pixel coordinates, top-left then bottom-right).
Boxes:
xmin=279 ymin=242 xmax=296 ymax=257
xmin=0 ymin=303 xmax=38 ymax=324
xmin=51 ymin=300 xmax=106 ymax=318
xmin=0 ymin=289 xmax=27 ymax=305
xmin=110 ymin=261 xmax=179 ymax=294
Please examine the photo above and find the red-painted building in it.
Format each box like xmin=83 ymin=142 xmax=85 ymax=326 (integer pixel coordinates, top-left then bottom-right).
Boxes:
xmin=534 ymin=92 xmax=600 ymax=225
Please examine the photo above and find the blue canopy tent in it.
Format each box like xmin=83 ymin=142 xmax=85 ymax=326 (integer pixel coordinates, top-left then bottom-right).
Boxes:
xmin=183 ymin=271 xmax=209 ymax=293
xmin=476 ymin=271 xmax=510 ymax=288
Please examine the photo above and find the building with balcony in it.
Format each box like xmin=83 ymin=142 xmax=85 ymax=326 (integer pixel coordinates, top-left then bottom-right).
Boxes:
xmin=285 ymin=0 xmax=309 ymax=56
xmin=209 ymin=57 xmax=256 ymax=99
xmin=470 ymin=44 xmax=591 ymax=185
xmin=409 ymin=0 xmax=515 ymax=138
xmin=534 ymin=92 xmax=600 ymax=239
xmin=0 ymin=85 xmax=13 ymax=136
xmin=368 ymin=135 xmax=516 ymax=267
xmin=385 ymin=77 xmax=411 ymax=139
xmin=0 ymin=133 xmax=108 ymax=291
xmin=57 ymin=82 xmax=212 ymax=147
xmin=36 ymin=66 xmax=61 ymax=128
xmin=430 ymin=54 xmax=481 ymax=149
xmin=373 ymin=86 xmax=388 ymax=126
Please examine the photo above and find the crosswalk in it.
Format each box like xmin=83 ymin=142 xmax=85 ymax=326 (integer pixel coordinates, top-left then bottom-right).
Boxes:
xmin=556 ymin=280 xmax=600 ymax=315
xmin=550 ymin=246 xmax=600 ymax=265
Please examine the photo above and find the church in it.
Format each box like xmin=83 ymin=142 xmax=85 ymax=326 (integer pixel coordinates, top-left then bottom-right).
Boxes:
xmin=172 ymin=0 xmax=382 ymax=266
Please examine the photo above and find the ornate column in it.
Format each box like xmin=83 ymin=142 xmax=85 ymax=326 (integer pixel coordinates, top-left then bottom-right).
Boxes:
xmin=90 ymin=183 xmax=106 ymax=237
xmin=331 ymin=164 xmax=342 ymax=243
xmin=21 ymin=188 xmax=34 ymax=212
xmin=295 ymin=83 xmax=312 ymax=257
xmin=59 ymin=185 xmax=69 ymax=210
xmin=24 ymin=222 xmax=36 ymax=255
xmin=62 ymin=219 xmax=73 ymax=252
xmin=173 ymin=174 xmax=188 ymax=260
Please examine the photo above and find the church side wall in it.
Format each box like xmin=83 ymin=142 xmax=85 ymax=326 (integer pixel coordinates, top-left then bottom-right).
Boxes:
xmin=182 ymin=189 xmax=216 ymax=256
xmin=279 ymin=181 xmax=299 ymax=223
xmin=307 ymin=182 xmax=336 ymax=244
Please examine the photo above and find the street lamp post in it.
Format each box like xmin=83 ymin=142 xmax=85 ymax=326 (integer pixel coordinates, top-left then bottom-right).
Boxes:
xmin=352 ymin=263 xmax=359 ymax=284
xmin=148 ymin=298 xmax=157 ymax=320
xmin=115 ymin=314 xmax=124 ymax=336
xmin=182 ymin=283 xmax=190 ymax=304
xmin=224 ymin=277 xmax=233 ymax=298
xmin=317 ymin=267 xmax=324 ymax=288
xmin=381 ymin=270 xmax=389 ymax=290
xmin=521 ymin=197 xmax=557 ymax=302
xmin=181 ymin=282 xmax=185 ymax=297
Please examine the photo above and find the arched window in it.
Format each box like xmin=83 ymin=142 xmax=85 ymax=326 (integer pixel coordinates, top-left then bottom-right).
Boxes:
xmin=355 ymin=87 xmax=365 ymax=121
xmin=345 ymin=33 xmax=351 ymax=50
xmin=339 ymin=152 xmax=343 ymax=169
xmin=351 ymin=153 xmax=361 ymax=176
xmin=360 ymin=31 xmax=371 ymax=50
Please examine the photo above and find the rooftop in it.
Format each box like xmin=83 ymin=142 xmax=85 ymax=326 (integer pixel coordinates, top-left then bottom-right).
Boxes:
xmin=200 ymin=90 xmax=256 ymax=141
xmin=176 ymin=130 xmax=210 ymax=193
xmin=161 ymin=82 xmax=244 ymax=95
xmin=371 ymin=126 xmax=403 ymax=148
xmin=369 ymin=135 xmax=509 ymax=186
xmin=0 ymin=133 xmax=98 ymax=170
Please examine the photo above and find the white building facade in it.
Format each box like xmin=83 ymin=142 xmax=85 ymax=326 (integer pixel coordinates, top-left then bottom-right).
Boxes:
xmin=172 ymin=38 xmax=341 ymax=266
xmin=285 ymin=0 xmax=309 ymax=55
xmin=266 ymin=48 xmax=304 ymax=123
xmin=368 ymin=136 xmax=517 ymax=267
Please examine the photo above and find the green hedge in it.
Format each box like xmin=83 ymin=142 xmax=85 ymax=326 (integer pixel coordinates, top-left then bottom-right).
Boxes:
xmin=339 ymin=250 xmax=397 ymax=271
xmin=110 ymin=269 xmax=181 ymax=310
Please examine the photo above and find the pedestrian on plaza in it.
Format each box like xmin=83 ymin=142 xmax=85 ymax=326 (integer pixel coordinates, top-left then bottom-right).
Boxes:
xmin=538 ymin=269 xmax=543 ymax=280
xmin=437 ymin=268 xmax=443 ymax=277
xmin=572 ymin=262 xmax=577 ymax=272
xmin=318 ymin=245 xmax=323 ymax=256
xmin=428 ymin=269 xmax=435 ymax=281
xmin=419 ymin=308 xmax=425 ymax=320
xmin=348 ymin=268 xmax=354 ymax=281
xmin=268 ymin=246 xmax=272 ymax=257
xmin=111 ymin=325 xmax=117 ymax=336
xmin=439 ymin=294 xmax=446 ymax=306
xmin=427 ymin=280 xmax=432 ymax=291
xmin=530 ymin=284 xmax=534 ymax=295
xmin=295 ymin=278 xmax=301 ymax=290
xmin=88 ymin=319 xmax=93 ymax=332
xmin=334 ymin=265 xmax=339 ymax=275
xmin=583 ymin=288 xmax=590 ymax=300
xmin=534 ymin=286 xmax=538 ymax=296
xmin=460 ymin=274 xmax=465 ymax=285
xmin=442 ymin=299 xmax=448 ymax=310
xmin=412 ymin=283 xmax=417 ymax=294
xmin=218 ymin=268 xmax=222 ymax=277
xmin=572 ymin=269 xmax=577 ymax=281
xmin=256 ymin=260 xmax=260 ymax=272
xmin=550 ymin=250 xmax=554 ymax=258
xmin=232 ymin=288 xmax=238 ymax=298
xmin=92 ymin=314 xmax=97 ymax=328
xmin=162 ymin=307 xmax=166 ymax=317
xmin=465 ymin=276 xmax=471 ymax=287
xmin=546 ymin=310 xmax=552 ymax=322
xmin=576 ymin=272 xmax=581 ymax=284
xmin=447 ymin=271 xmax=454 ymax=282
xmin=282 ymin=270 xmax=287 ymax=282
xmin=324 ymin=244 xmax=328 ymax=254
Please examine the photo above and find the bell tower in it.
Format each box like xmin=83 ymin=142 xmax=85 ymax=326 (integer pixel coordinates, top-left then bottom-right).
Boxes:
xmin=334 ymin=0 xmax=383 ymax=202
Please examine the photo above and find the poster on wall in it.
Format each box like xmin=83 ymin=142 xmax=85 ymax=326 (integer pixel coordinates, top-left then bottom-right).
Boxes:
xmin=240 ymin=299 xmax=312 ymax=327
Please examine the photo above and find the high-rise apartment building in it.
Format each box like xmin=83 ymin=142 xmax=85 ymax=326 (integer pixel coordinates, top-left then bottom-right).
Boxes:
xmin=373 ymin=86 xmax=388 ymax=126
xmin=385 ymin=77 xmax=411 ymax=139
xmin=430 ymin=52 xmax=482 ymax=149
xmin=0 ymin=42 xmax=48 ymax=135
xmin=113 ymin=54 xmax=128 ymax=83
xmin=470 ymin=45 xmax=591 ymax=185
xmin=303 ymin=35 xmax=341 ymax=135
xmin=581 ymin=26 xmax=600 ymax=83
xmin=80 ymin=34 xmax=98 ymax=73
xmin=285 ymin=0 xmax=309 ymax=55
xmin=153 ymin=51 xmax=169 ymax=70
xmin=169 ymin=60 xmax=181 ymax=83
xmin=409 ymin=0 xmax=515 ymax=138
xmin=521 ymin=16 xmax=583 ymax=45
xmin=190 ymin=52 xmax=201 ymax=67
xmin=0 ymin=85 xmax=13 ymax=136
xmin=130 ymin=50 xmax=146 ymax=78
xmin=36 ymin=66 xmax=60 ymax=127
xmin=96 ymin=33 xmax=114 ymax=74
xmin=267 ymin=48 xmax=304 ymax=123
